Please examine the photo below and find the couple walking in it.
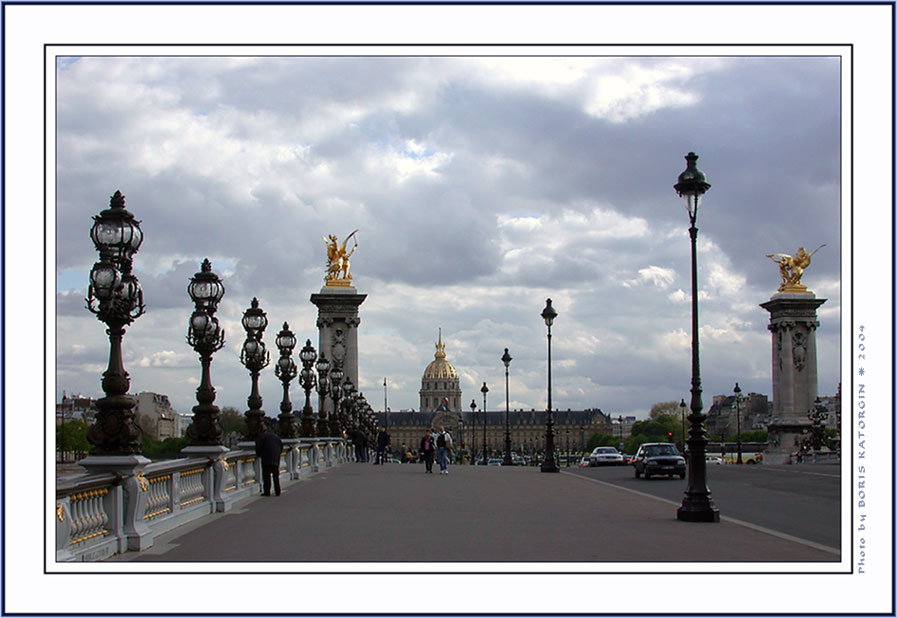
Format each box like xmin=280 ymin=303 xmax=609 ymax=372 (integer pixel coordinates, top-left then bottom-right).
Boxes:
xmin=420 ymin=426 xmax=453 ymax=474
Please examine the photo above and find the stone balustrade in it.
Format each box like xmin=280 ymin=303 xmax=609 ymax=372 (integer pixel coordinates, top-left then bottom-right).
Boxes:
xmin=56 ymin=438 xmax=349 ymax=562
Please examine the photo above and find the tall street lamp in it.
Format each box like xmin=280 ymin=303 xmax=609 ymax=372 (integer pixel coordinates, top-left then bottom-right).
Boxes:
xmin=679 ymin=399 xmax=687 ymax=454
xmin=185 ymin=259 xmax=226 ymax=446
xmin=240 ymin=298 xmax=270 ymax=441
xmin=470 ymin=399 xmax=477 ymax=464
xmin=298 ymin=339 xmax=318 ymax=437
xmin=540 ymin=298 xmax=559 ymax=473
xmin=84 ymin=191 xmax=145 ymax=456
xmin=329 ymin=363 xmax=344 ymax=436
xmin=674 ymin=152 xmax=719 ymax=522
xmin=315 ymin=353 xmax=332 ymax=436
xmin=480 ymin=382 xmax=489 ymax=465
xmin=383 ymin=377 xmax=389 ymax=430
xmin=501 ymin=348 xmax=513 ymax=465
xmin=273 ymin=323 xmax=300 ymax=439
xmin=734 ymin=382 xmax=744 ymax=464
xmin=617 ymin=415 xmax=624 ymax=452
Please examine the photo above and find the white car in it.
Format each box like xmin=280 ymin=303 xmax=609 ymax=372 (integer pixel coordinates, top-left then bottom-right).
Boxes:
xmin=589 ymin=446 xmax=624 ymax=466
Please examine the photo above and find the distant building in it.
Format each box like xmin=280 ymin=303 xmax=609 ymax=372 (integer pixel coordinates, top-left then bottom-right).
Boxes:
xmin=419 ymin=329 xmax=462 ymax=412
xmin=56 ymin=393 xmax=98 ymax=424
xmin=134 ymin=392 xmax=177 ymax=441
xmin=706 ymin=392 xmax=771 ymax=438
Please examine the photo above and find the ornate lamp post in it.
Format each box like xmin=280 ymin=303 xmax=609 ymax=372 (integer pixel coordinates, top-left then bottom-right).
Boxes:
xmin=298 ymin=339 xmax=318 ymax=437
xmin=240 ymin=298 xmax=270 ymax=441
xmin=734 ymin=382 xmax=744 ymax=464
xmin=618 ymin=415 xmax=624 ymax=452
xmin=679 ymin=399 xmax=687 ymax=453
xmin=501 ymin=348 xmax=513 ymax=465
xmin=470 ymin=399 xmax=477 ymax=464
xmin=480 ymin=383 xmax=489 ymax=465
xmin=383 ymin=377 xmax=389 ymax=431
xmin=674 ymin=152 xmax=719 ymax=522
xmin=315 ymin=353 xmax=332 ymax=436
xmin=185 ymin=259 xmax=226 ymax=447
xmin=273 ymin=323 xmax=300 ymax=439
xmin=330 ymin=364 xmax=345 ymax=436
xmin=84 ymin=191 xmax=145 ymax=457
xmin=540 ymin=298 xmax=559 ymax=473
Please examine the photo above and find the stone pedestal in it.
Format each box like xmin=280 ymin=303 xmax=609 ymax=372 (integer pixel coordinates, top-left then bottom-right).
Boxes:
xmin=760 ymin=292 xmax=827 ymax=464
xmin=310 ymin=286 xmax=367 ymax=430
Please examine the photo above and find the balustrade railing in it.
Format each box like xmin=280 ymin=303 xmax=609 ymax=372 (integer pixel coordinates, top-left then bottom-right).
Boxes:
xmin=56 ymin=438 xmax=348 ymax=562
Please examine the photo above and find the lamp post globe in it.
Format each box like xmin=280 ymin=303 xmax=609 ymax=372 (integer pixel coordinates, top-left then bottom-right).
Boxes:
xmin=84 ymin=191 xmax=146 ymax=457
xmin=674 ymin=152 xmax=719 ymax=522
xmin=184 ymin=259 xmax=226 ymax=447
xmin=239 ymin=298 xmax=270 ymax=441
xmin=315 ymin=353 xmax=332 ymax=436
xmin=501 ymin=348 xmax=514 ymax=465
xmin=480 ymin=382 xmax=489 ymax=465
xmin=540 ymin=298 xmax=559 ymax=473
xmin=273 ymin=322 xmax=300 ymax=439
xmin=298 ymin=339 xmax=318 ymax=437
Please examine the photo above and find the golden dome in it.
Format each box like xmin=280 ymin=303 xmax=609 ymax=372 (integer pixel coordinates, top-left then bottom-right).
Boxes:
xmin=423 ymin=329 xmax=458 ymax=380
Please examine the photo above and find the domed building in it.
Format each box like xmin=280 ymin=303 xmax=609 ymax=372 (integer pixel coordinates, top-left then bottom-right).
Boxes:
xmin=419 ymin=329 xmax=462 ymax=412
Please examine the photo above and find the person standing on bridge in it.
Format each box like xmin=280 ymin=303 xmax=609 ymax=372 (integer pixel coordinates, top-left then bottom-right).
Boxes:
xmin=436 ymin=426 xmax=453 ymax=474
xmin=420 ymin=430 xmax=436 ymax=473
xmin=376 ymin=427 xmax=391 ymax=465
xmin=255 ymin=428 xmax=283 ymax=497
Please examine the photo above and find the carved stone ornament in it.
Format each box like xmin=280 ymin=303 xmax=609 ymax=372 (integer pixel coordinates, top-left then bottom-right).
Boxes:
xmin=331 ymin=328 xmax=347 ymax=362
xmin=792 ymin=331 xmax=807 ymax=372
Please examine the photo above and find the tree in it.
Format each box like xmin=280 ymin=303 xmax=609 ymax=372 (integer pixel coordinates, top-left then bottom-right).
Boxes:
xmin=649 ymin=401 xmax=681 ymax=420
xmin=57 ymin=420 xmax=90 ymax=460
xmin=220 ymin=406 xmax=246 ymax=436
xmin=586 ymin=433 xmax=618 ymax=451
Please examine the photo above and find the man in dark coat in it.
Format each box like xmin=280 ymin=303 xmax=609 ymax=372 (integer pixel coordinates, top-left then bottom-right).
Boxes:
xmin=255 ymin=428 xmax=284 ymax=496
xmin=375 ymin=427 xmax=390 ymax=465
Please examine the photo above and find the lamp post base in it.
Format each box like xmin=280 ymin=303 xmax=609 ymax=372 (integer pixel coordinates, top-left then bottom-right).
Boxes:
xmin=677 ymin=501 xmax=720 ymax=522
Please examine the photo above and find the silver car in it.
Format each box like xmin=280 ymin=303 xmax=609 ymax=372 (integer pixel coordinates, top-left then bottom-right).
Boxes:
xmin=589 ymin=446 xmax=624 ymax=466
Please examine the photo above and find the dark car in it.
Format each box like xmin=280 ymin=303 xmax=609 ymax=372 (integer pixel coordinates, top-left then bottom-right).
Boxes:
xmin=633 ymin=442 xmax=686 ymax=479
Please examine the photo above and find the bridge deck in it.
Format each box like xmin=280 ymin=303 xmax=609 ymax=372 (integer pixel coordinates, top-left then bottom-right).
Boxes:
xmin=112 ymin=462 xmax=839 ymax=564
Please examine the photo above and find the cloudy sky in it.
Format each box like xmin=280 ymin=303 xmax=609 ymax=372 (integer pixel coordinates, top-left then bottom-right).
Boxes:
xmin=55 ymin=53 xmax=843 ymax=420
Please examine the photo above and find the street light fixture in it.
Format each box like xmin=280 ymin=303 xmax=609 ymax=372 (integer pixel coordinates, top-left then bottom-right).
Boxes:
xmin=315 ymin=353 xmax=332 ymax=436
xmin=540 ymin=298 xmax=559 ymax=473
xmin=84 ymin=191 xmax=145 ymax=456
xmin=273 ymin=322 xmax=300 ymax=439
xmin=501 ymin=348 xmax=513 ymax=465
xmin=674 ymin=152 xmax=719 ymax=522
xmin=734 ymin=382 xmax=744 ymax=464
xmin=298 ymin=339 xmax=318 ymax=437
xmin=679 ymin=399 xmax=687 ymax=454
xmin=185 ymin=259 xmax=226 ymax=446
xmin=480 ymin=382 xmax=489 ymax=465
xmin=470 ymin=399 xmax=477 ymax=464
xmin=240 ymin=298 xmax=270 ymax=441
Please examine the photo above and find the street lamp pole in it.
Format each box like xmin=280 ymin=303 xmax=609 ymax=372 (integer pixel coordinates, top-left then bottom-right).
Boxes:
xmin=734 ymin=382 xmax=743 ymax=464
xmin=481 ymin=383 xmax=489 ymax=465
xmin=274 ymin=322 xmax=300 ymax=439
xmin=240 ymin=298 xmax=270 ymax=441
xmin=470 ymin=399 xmax=477 ymax=464
xmin=540 ymin=298 xmax=559 ymax=473
xmin=679 ymin=399 xmax=687 ymax=454
xmin=674 ymin=152 xmax=719 ymax=522
xmin=384 ymin=377 xmax=389 ymax=431
xmin=502 ymin=348 xmax=513 ymax=465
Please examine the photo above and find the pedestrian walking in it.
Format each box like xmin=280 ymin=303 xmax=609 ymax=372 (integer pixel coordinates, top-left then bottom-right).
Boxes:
xmin=254 ymin=428 xmax=283 ymax=496
xmin=419 ymin=430 xmax=436 ymax=473
xmin=351 ymin=427 xmax=366 ymax=463
xmin=376 ymin=427 xmax=391 ymax=465
xmin=436 ymin=425 xmax=453 ymax=474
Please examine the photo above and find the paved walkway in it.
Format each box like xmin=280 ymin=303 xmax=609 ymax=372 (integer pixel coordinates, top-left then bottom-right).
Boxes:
xmin=113 ymin=462 xmax=840 ymax=563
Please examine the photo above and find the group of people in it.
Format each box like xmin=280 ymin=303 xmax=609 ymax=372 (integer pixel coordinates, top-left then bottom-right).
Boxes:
xmin=419 ymin=426 xmax=453 ymax=474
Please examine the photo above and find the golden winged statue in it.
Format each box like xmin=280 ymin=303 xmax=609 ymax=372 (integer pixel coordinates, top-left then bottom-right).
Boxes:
xmin=766 ymin=244 xmax=825 ymax=293
xmin=323 ymin=230 xmax=358 ymax=286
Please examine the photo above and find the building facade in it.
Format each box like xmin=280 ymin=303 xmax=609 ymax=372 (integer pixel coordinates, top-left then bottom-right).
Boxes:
xmin=134 ymin=391 xmax=178 ymax=441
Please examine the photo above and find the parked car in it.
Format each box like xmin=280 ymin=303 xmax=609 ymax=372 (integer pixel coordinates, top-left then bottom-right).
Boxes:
xmin=633 ymin=443 xmax=686 ymax=479
xmin=705 ymin=456 xmax=723 ymax=465
xmin=511 ymin=455 xmax=526 ymax=466
xmin=589 ymin=446 xmax=624 ymax=466
xmin=487 ymin=458 xmax=503 ymax=466
xmin=623 ymin=454 xmax=635 ymax=465
xmin=579 ymin=456 xmax=590 ymax=467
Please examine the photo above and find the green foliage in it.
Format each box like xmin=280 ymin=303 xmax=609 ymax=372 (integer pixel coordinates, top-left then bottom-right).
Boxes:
xmin=56 ymin=420 xmax=90 ymax=457
xmin=220 ymin=407 xmax=246 ymax=436
xmin=586 ymin=433 xmax=619 ymax=450
xmin=739 ymin=430 xmax=768 ymax=442
xmin=649 ymin=401 xmax=682 ymax=419
xmin=625 ymin=413 xmax=681 ymax=454
xmin=141 ymin=436 xmax=189 ymax=459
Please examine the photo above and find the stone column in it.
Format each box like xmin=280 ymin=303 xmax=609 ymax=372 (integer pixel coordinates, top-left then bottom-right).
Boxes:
xmin=310 ymin=286 xmax=366 ymax=433
xmin=760 ymin=292 xmax=826 ymax=464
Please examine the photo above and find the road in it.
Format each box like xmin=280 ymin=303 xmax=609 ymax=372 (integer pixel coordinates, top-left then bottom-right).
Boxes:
xmin=566 ymin=462 xmax=842 ymax=549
